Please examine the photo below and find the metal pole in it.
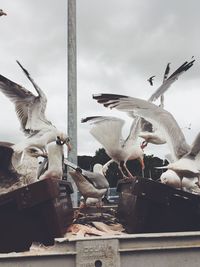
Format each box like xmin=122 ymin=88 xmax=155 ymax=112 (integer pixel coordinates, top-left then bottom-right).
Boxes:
xmin=67 ymin=0 xmax=78 ymax=206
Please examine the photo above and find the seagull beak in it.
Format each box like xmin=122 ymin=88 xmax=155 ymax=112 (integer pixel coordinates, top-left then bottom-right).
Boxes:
xmin=41 ymin=149 xmax=48 ymax=158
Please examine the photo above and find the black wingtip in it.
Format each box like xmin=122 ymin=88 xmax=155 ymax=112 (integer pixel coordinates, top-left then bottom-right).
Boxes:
xmin=163 ymin=62 xmax=171 ymax=81
xmin=81 ymin=116 xmax=101 ymax=123
xmin=16 ymin=60 xmax=30 ymax=77
xmin=167 ymin=58 xmax=195 ymax=80
xmin=93 ymin=93 xmax=128 ymax=100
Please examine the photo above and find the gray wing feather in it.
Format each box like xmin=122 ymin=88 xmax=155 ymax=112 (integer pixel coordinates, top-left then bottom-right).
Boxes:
xmin=93 ymin=94 xmax=190 ymax=160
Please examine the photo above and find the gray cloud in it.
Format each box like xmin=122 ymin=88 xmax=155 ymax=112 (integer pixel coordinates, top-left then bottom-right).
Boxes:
xmin=0 ymin=0 xmax=199 ymax=160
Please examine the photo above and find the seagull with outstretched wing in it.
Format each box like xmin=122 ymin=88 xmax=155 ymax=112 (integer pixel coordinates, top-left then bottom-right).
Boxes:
xmin=0 ymin=61 xmax=71 ymax=157
xmin=92 ymin=93 xmax=200 ymax=188
xmin=81 ymin=115 xmax=144 ymax=179
xmin=134 ymin=59 xmax=195 ymax=146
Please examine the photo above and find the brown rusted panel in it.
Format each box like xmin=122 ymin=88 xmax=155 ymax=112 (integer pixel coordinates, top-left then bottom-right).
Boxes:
xmin=0 ymin=178 xmax=74 ymax=253
xmin=117 ymin=177 xmax=200 ymax=234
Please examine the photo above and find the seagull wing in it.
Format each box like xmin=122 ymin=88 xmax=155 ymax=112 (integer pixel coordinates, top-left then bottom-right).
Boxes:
xmin=163 ymin=63 xmax=171 ymax=82
xmin=0 ymin=74 xmax=36 ymax=134
xmin=187 ymin=132 xmax=200 ymax=158
xmin=81 ymin=116 xmax=125 ymax=151
xmin=148 ymin=59 xmax=195 ymax=102
xmin=0 ymin=69 xmax=52 ymax=135
xmin=93 ymin=93 xmax=190 ymax=160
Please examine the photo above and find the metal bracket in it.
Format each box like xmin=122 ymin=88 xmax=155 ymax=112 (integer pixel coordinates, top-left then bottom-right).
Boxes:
xmin=76 ymin=238 xmax=120 ymax=267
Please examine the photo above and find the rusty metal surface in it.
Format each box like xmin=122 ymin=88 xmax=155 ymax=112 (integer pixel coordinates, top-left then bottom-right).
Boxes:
xmin=0 ymin=178 xmax=74 ymax=253
xmin=1 ymin=232 xmax=200 ymax=266
xmin=117 ymin=178 xmax=200 ymax=233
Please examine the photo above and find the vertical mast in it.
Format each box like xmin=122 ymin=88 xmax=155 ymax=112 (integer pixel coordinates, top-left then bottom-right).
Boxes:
xmin=68 ymin=0 xmax=77 ymax=206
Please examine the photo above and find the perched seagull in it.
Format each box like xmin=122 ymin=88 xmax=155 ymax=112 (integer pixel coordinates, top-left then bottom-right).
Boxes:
xmin=0 ymin=141 xmax=46 ymax=193
xmin=147 ymin=75 xmax=155 ymax=86
xmin=39 ymin=138 xmax=65 ymax=180
xmin=160 ymin=169 xmax=200 ymax=194
xmin=69 ymin=170 xmax=107 ymax=207
xmin=0 ymin=61 xmax=71 ymax=156
xmin=64 ymin=159 xmax=109 ymax=189
xmin=92 ymin=93 xmax=200 ymax=187
xmin=0 ymin=9 xmax=7 ymax=16
xmin=81 ymin=116 xmax=144 ymax=179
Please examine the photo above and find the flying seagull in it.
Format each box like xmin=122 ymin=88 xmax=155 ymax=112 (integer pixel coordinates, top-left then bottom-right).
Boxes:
xmin=92 ymin=93 xmax=200 ymax=187
xmin=0 ymin=61 xmax=71 ymax=156
xmin=147 ymin=75 xmax=155 ymax=86
xmin=0 ymin=9 xmax=6 ymax=17
xmin=81 ymin=116 xmax=144 ymax=179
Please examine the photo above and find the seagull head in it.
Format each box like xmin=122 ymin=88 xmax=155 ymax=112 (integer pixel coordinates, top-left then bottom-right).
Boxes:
xmin=56 ymin=133 xmax=72 ymax=152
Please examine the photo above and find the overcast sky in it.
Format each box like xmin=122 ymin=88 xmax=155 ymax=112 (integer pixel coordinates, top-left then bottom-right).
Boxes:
xmin=0 ymin=0 xmax=200 ymax=160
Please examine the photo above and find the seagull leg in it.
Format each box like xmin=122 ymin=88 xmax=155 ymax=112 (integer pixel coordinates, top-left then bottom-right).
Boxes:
xmin=79 ymin=198 xmax=87 ymax=217
xmin=96 ymin=198 xmax=103 ymax=216
xmin=118 ymin=162 xmax=129 ymax=179
xmin=119 ymin=161 xmax=135 ymax=179
xmin=124 ymin=164 xmax=135 ymax=179
xmin=138 ymin=158 xmax=145 ymax=170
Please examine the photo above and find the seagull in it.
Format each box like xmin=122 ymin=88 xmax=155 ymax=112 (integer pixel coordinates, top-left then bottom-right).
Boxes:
xmin=147 ymin=75 xmax=155 ymax=86
xmin=0 ymin=9 xmax=7 ymax=17
xmin=139 ymin=63 xmax=171 ymax=145
xmin=0 ymin=141 xmax=47 ymax=193
xmin=82 ymin=59 xmax=193 ymax=179
xmin=65 ymin=160 xmax=109 ymax=207
xmin=81 ymin=116 xmax=144 ymax=179
xmin=92 ymin=93 xmax=200 ymax=187
xmin=135 ymin=60 xmax=194 ymax=146
xmin=160 ymin=169 xmax=200 ymax=194
xmin=69 ymin=169 xmax=107 ymax=207
xmin=64 ymin=159 xmax=109 ymax=189
xmin=0 ymin=61 xmax=71 ymax=157
xmin=148 ymin=59 xmax=195 ymax=103
xmin=39 ymin=138 xmax=65 ymax=180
